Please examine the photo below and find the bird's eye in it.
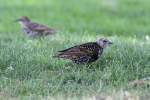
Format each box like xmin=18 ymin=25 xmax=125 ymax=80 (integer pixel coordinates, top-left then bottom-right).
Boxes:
xmin=103 ymin=40 xmax=107 ymax=42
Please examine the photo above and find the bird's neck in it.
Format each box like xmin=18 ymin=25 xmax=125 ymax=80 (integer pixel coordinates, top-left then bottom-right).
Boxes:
xmin=96 ymin=43 xmax=104 ymax=49
xmin=98 ymin=47 xmax=103 ymax=55
xmin=19 ymin=21 xmax=30 ymax=28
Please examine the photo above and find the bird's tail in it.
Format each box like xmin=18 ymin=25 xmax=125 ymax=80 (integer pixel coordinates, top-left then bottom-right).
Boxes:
xmin=53 ymin=55 xmax=59 ymax=58
xmin=53 ymin=52 xmax=69 ymax=59
xmin=53 ymin=52 xmax=64 ymax=58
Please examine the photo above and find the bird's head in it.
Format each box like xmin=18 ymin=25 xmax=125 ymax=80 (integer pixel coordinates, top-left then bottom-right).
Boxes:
xmin=15 ymin=16 xmax=30 ymax=23
xmin=96 ymin=38 xmax=112 ymax=48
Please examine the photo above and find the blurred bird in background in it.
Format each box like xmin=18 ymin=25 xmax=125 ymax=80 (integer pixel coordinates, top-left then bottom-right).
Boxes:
xmin=15 ymin=16 xmax=56 ymax=38
xmin=54 ymin=38 xmax=112 ymax=64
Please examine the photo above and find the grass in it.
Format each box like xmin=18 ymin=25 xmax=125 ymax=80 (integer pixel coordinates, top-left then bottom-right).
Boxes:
xmin=0 ymin=0 xmax=150 ymax=99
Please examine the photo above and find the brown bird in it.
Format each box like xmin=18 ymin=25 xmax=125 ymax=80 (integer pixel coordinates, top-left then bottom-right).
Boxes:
xmin=16 ymin=16 xmax=56 ymax=37
xmin=54 ymin=38 xmax=112 ymax=64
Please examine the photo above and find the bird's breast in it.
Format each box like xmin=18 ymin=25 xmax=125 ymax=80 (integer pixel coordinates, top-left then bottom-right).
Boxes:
xmin=19 ymin=22 xmax=28 ymax=28
xmin=98 ymin=48 xmax=103 ymax=56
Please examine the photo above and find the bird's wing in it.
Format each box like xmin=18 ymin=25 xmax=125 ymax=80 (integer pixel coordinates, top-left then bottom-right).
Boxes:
xmin=56 ymin=42 xmax=100 ymax=60
xmin=56 ymin=48 xmax=90 ymax=59
xmin=58 ymin=42 xmax=99 ymax=53
xmin=78 ymin=42 xmax=100 ymax=53
xmin=28 ymin=22 xmax=53 ymax=32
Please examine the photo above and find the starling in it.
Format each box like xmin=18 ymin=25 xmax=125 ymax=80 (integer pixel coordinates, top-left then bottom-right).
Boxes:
xmin=54 ymin=38 xmax=112 ymax=64
xmin=16 ymin=16 xmax=56 ymax=37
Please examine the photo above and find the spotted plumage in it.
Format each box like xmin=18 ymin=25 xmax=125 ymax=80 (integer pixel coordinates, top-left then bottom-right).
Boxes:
xmin=54 ymin=38 xmax=112 ymax=64
xmin=16 ymin=16 xmax=56 ymax=37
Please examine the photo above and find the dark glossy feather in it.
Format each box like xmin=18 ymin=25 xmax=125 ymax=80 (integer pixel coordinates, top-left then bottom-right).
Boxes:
xmin=55 ymin=42 xmax=103 ymax=64
xmin=58 ymin=42 xmax=100 ymax=52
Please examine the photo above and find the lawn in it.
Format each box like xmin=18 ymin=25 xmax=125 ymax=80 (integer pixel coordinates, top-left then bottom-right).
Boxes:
xmin=0 ymin=0 xmax=150 ymax=99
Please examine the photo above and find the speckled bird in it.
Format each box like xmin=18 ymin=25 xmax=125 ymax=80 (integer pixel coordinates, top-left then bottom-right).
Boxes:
xmin=16 ymin=16 xmax=56 ymax=37
xmin=54 ymin=38 xmax=112 ymax=64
